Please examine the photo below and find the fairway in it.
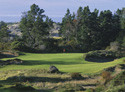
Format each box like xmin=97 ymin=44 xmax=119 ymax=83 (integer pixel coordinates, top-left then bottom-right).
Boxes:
xmin=0 ymin=53 xmax=124 ymax=74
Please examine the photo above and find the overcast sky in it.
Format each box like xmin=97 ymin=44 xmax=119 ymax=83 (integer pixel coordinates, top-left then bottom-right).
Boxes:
xmin=0 ymin=0 xmax=125 ymax=22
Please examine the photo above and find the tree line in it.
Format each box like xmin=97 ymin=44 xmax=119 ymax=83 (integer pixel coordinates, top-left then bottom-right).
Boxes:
xmin=60 ymin=6 xmax=125 ymax=52
xmin=0 ymin=4 xmax=125 ymax=52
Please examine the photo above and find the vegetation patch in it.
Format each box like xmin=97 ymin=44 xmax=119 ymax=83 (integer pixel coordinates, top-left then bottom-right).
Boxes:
xmin=9 ymin=84 xmax=36 ymax=91
xmin=84 ymin=50 xmax=123 ymax=62
xmin=53 ymin=84 xmax=86 ymax=92
xmin=71 ymin=73 xmax=82 ymax=79
xmin=112 ymin=71 xmax=125 ymax=86
xmin=0 ymin=58 xmax=23 ymax=66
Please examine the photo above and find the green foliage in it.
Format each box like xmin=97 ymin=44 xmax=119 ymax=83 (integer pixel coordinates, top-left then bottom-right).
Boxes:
xmin=116 ymin=8 xmax=125 ymax=30
xmin=102 ymin=71 xmax=125 ymax=92
xmin=112 ymin=71 xmax=125 ymax=86
xmin=0 ymin=21 xmax=9 ymax=43
xmin=44 ymin=38 xmax=61 ymax=52
xmin=0 ymin=42 xmax=11 ymax=51
xmin=122 ymin=36 xmax=125 ymax=48
xmin=54 ymin=84 xmax=85 ymax=92
xmin=11 ymin=41 xmax=25 ymax=51
xmin=19 ymin=4 xmax=53 ymax=50
xmin=85 ymin=50 xmax=123 ymax=60
xmin=59 ymin=6 xmax=122 ymax=52
xmin=94 ymin=86 xmax=104 ymax=92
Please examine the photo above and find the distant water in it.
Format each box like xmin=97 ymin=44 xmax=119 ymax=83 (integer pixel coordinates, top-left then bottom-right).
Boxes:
xmin=0 ymin=16 xmax=21 ymax=22
xmin=0 ymin=16 xmax=62 ymax=23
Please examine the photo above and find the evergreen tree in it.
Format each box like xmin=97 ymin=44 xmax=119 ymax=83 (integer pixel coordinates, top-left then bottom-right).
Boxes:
xmin=19 ymin=4 xmax=52 ymax=49
xmin=0 ymin=21 xmax=9 ymax=42
xmin=60 ymin=6 xmax=122 ymax=52
xmin=78 ymin=6 xmax=93 ymax=51
xmin=60 ymin=9 xmax=73 ymax=41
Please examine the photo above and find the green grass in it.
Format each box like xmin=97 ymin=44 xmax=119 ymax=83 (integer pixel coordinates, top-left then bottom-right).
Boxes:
xmin=0 ymin=53 xmax=124 ymax=74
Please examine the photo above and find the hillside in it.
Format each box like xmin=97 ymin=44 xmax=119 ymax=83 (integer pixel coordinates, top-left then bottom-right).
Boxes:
xmin=7 ymin=22 xmax=60 ymax=38
xmin=7 ymin=23 xmax=22 ymax=37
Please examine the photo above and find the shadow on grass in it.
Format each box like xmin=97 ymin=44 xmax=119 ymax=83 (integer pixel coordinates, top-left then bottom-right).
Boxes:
xmin=0 ymin=76 xmax=68 ymax=83
xmin=85 ymin=57 xmax=115 ymax=63
xmin=0 ymin=75 xmax=85 ymax=84
xmin=21 ymin=60 xmax=82 ymax=66
xmin=0 ymin=76 xmax=67 ymax=92
xmin=0 ymin=87 xmax=50 ymax=92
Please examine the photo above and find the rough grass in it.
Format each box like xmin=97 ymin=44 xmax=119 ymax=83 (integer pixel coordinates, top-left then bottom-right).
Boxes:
xmin=0 ymin=53 xmax=124 ymax=74
xmin=0 ymin=52 xmax=125 ymax=92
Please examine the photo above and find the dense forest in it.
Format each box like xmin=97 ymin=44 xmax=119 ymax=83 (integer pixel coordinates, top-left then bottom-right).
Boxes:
xmin=0 ymin=4 xmax=125 ymax=53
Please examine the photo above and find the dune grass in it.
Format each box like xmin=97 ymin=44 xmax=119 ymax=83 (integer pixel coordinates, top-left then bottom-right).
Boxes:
xmin=0 ymin=53 xmax=124 ymax=74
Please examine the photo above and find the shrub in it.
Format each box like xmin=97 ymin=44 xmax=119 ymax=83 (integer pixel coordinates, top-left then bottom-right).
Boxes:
xmin=101 ymin=71 xmax=111 ymax=81
xmin=105 ymin=46 xmax=110 ymax=50
xmin=112 ymin=71 xmax=125 ymax=86
xmin=10 ymin=84 xmax=36 ymax=91
xmin=86 ymin=88 xmax=94 ymax=92
xmin=84 ymin=50 xmax=123 ymax=61
xmin=110 ymin=41 xmax=120 ymax=52
xmin=104 ymin=71 xmax=125 ymax=92
xmin=71 ymin=73 xmax=82 ymax=79
xmin=94 ymin=86 xmax=104 ymax=92
xmin=11 ymin=41 xmax=24 ymax=51
xmin=0 ymin=42 xmax=11 ymax=51
xmin=54 ymin=84 xmax=85 ymax=92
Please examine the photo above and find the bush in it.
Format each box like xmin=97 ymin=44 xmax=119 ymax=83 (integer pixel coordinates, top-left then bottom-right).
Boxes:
xmin=44 ymin=38 xmax=61 ymax=53
xmin=85 ymin=50 xmax=123 ymax=60
xmin=112 ymin=71 xmax=125 ymax=86
xmin=103 ymin=71 xmax=125 ymax=92
xmin=0 ymin=42 xmax=11 ymax=51
xmin=105 ymin=46 xmax=110 ymax=50
xmin=71 ymin=73 xmax=82 ymax=79
xmin=94 ymin=86 xmax=104 ymax=92
xmin=110 ymin=41 xmax=120 ymax=52
xmin=11 ymin=41 xmax=25 ymax=51
xmin=101 ymin=71 xmax=111 ymax=81
xmin=10 ymin=84 xmax=35 ymax=91
xmin=54 ymin=84 xmax=85 ymax=92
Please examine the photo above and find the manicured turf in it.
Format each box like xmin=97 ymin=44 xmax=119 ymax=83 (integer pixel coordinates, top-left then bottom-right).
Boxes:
xmin=0 ymin=53 xmax=124 ymax=74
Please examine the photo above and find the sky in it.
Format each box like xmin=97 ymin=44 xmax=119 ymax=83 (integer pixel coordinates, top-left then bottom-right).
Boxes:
xmin=0 ymin=0 xmax=125 ymax=22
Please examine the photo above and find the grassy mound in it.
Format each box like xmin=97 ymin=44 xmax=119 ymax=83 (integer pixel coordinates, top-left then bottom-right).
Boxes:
xmin=92 ymin=71 xmax=125 ymax=92
xmin=84 ymin=50 xmax=124 ymax=63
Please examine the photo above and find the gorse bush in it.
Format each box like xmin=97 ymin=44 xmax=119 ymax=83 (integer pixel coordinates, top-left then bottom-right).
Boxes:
xmin=71 ymin=73 xmax=82 ymax=79
xmin=112 ymin=71 xmax=125 ymax=86
xmin=85 ymin=50 xmax=124 ymax=60
xmin=102 ymin=71 xmax=125 ymax=92
xmin=101 ymin=71 xmax=111 ymax=81
xmin=54 ymin=84 xmax=85 ymax=92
